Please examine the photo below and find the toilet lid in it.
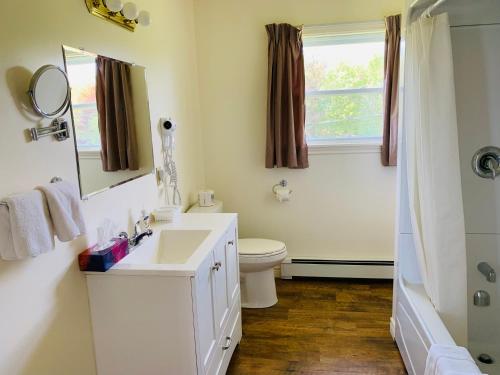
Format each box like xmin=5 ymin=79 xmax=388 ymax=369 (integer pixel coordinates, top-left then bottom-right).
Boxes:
xmin=238 ymin=238 xmax=286 ymax=256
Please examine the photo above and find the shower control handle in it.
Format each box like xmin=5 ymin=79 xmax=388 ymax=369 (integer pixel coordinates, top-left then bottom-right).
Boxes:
xmin=485 ymin=156 xmax=499 ymax=179
xmin=478 ymin=262 xmax=496 ymax=282
xmin=472 ymin=146 xmax=500 ymax=180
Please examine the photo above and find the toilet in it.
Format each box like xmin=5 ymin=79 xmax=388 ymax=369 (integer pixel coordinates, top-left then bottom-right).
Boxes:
xmin=188 ymin=201 xmax=287 ymax=308
xmin=238 ymin=238 xmax=287 ymax=308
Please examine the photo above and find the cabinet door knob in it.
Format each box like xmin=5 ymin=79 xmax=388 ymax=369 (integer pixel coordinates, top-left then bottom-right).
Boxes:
xmin=228 ymin=240 xmax=234 ymax=245
xmin=211 ymin=261 xmax=221 ymax=271
xmin=222 ymin=336 xmax=232 ymax=350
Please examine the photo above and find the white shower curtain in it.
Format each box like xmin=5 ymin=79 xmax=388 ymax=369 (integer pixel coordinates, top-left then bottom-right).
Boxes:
xmin=404 ymin=13 xmax=468 ymax=345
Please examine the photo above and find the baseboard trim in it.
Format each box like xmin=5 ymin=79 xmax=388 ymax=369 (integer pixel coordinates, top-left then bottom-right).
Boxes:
xmin=280 ymin=258 xmax=394 ymax=279
xmin=390 ymin=317 xmax=396 ymax=340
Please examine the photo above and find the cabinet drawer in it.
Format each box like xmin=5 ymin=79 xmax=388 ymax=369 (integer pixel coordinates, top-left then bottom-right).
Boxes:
xmin=207 ymin=297 xmax=242 ymax=375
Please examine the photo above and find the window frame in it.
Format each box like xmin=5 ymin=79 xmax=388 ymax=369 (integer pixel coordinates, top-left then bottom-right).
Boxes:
xmin=65 ymin=55 xmax=102 ymax=153
xmin=302 ymin=21 xmax=386 ymax=151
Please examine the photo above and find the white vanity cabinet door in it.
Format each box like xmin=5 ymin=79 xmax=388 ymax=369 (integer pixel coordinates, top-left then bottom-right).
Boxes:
xmin=225 ymin=224 xmax=239 ymax=307
xmin=212 ymin=237 xmax=230 ymax=335
xmin=193 ymin=250 xmax=218 ymax=375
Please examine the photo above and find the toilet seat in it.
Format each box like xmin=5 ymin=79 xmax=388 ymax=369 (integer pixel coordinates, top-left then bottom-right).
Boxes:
xmin=238 ymin=238 xmax=286 ymax=258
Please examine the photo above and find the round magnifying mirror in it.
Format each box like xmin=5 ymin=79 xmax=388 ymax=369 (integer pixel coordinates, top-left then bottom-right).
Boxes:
xmin=28 ymin=65 xmax=70 ymax=118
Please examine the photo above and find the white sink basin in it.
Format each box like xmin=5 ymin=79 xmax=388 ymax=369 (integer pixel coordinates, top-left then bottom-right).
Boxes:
xmin=119 ymin=229 xmax=211 ymax=265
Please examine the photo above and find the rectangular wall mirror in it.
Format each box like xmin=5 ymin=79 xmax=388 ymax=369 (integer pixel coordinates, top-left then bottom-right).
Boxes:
xmin=62 ymin=46 xmax=154 ymax=199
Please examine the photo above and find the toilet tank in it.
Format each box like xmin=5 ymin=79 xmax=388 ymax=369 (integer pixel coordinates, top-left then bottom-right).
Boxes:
xmin=187 ymin=200 xmax=223 ymax=213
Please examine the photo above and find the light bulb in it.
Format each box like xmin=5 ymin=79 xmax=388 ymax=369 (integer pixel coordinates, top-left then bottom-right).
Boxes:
xmin=105 ymin=0 xmax=122 ymax=12
xmin=137 ymin=10 xmax=151 ymax=26
xmin=122 ymin=2 xmax=138 ymax=20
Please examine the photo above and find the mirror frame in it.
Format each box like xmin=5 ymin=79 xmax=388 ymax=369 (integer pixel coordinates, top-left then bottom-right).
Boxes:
xmin=28 ymin=65 xmax=71 ymax=118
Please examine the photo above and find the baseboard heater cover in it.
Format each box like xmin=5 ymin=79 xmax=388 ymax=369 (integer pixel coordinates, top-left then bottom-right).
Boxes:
xmin=280 ymin=258 xmax=394 ymax=279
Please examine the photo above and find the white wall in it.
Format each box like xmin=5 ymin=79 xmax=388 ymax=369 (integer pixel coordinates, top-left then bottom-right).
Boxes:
xmin=452 ymin=23 xmax=500 ymax=359
xmin=194 ymin=0 xmax=402 ymax=261
xmin=0 ymin=0 xmax=204 ymax=374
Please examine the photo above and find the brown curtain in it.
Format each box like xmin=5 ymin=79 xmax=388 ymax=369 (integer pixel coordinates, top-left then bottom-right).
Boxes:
xmin=381 ymin=15 xmax=401 ymax=167
xmin=265 ymin=23 xmax=308 ymax=169
xmin=96 ymin=55 xmax=139 ymax=171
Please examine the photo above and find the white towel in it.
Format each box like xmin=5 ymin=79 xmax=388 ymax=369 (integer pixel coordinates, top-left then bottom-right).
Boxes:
xmin=0 ymin=191 xmax=55 ymax=260
xmin=36 ymin=181 xmax=86 ymax=242
xmin=425 ymin=344 xmax=483 ymax=375
xmin=0 ymin=205 xmax=16 ymax=260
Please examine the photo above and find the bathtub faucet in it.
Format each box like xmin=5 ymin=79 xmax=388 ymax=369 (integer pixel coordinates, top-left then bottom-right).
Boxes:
xmin=477 ymin=262 xmax=496 ymax=282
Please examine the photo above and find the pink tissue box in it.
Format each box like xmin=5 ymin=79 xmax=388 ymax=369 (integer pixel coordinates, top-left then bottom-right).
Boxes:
xmin=78 ymin=238 xmax=129 ymax=272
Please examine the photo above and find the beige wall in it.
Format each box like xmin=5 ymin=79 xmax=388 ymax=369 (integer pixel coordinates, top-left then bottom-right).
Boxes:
xmin=0 ymin=0 xmax=204 ymax=374
xmin=194 ymin=0 xmax=402 ymax=260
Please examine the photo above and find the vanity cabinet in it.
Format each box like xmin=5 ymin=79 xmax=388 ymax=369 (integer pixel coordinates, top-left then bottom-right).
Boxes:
xmin=193 ymin=224 xmax=240 ymax=375
xmin=86 ymin=215 xmax=241 ymax=375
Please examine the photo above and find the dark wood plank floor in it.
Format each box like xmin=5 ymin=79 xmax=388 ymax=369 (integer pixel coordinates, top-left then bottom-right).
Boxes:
xmin=227 ymin=278 xmax=407 ymax=375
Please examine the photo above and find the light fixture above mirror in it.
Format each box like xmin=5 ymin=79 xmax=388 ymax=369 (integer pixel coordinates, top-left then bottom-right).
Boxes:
xmin=85 ymin=0 xmax=151 ymax=31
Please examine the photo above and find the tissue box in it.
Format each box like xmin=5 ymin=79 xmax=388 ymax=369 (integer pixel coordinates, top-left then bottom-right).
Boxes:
xmin=78 ymin=238 xmax=129 ymax=272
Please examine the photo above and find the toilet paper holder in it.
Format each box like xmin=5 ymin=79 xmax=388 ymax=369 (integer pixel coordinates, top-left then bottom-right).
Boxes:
xmin=272 ymin=179 xmax=292 ymax=196
xmin=272 ymin=179 xmax=289 ymax=193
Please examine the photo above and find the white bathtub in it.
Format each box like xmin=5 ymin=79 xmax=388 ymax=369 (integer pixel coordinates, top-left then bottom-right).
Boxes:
xmin=394 ymin=276 xmax=456 ymax=375
xmin=394 ymin=275 xmax=494 ymax=374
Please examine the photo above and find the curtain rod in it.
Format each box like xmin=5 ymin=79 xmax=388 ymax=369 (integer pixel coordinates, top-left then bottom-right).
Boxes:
xmin=408 ymin=0 xmax=447 ymax=22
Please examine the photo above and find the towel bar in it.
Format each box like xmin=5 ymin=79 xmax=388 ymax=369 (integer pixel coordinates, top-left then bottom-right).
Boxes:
xmin=0 ymin=177 xmax=63 ymax=207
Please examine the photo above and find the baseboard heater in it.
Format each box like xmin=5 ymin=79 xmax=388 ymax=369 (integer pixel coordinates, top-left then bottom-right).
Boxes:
xmin=280 ymin=258 xmax=394 ymax=279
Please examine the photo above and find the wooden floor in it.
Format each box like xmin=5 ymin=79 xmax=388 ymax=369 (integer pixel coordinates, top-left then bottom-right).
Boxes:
xmin=227 ymin=278 xmax=407 ymax=375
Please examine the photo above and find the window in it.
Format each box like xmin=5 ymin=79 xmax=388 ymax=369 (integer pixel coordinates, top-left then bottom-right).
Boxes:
xmin=303 ymin=23 xmax=385 ymax=146
xmin=66 ymin=57 xmax=101 ymax=151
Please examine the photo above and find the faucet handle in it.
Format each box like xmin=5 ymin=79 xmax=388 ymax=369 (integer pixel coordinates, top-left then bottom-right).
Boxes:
xmin=486 ymin=157 xmax=499 ymax=180
xmin=135 ymin=213 xmax=151 ymax=233
xmin=472 ymin=146 xmax=500 ymax=180
xmin=143 ymin=214 xmax=151 ymax=228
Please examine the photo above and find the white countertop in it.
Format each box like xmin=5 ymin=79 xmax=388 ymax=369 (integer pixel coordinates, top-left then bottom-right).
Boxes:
xmin=85 ymin=213 xmax=237 ymax=278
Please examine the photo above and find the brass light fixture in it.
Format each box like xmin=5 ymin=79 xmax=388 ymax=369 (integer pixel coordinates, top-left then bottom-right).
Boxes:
xmin=85 ymin=0 xmax=151 ymax=32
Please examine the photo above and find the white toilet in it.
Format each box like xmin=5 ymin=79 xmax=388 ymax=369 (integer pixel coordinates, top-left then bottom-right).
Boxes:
xmin=188 ymin=201 xmax=287 ymax=308
xmin=238 ymin=238 xmax=287 ymax=308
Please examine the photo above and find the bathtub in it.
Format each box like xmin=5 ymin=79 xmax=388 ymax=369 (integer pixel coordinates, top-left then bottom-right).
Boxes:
xmin=394 ymin=275 xmax=495 ymax=374
xmin=394 ymin=275 xmax=456 ymax=375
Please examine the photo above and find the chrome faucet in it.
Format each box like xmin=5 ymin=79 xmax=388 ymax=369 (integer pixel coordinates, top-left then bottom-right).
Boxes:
xmin=478 ymin=262 xmax=496 ymax=282
xmin=120 ymin=213 xmax=153 ymax=247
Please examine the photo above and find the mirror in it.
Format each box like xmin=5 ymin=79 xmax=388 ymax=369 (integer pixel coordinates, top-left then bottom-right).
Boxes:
xmin=28 ymin=65 xmax=71 ymax=118
xmin=62 ymin=46 xmax=154 ymax=199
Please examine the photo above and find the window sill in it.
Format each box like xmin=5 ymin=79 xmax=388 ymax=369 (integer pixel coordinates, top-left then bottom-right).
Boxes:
xmin=78 ymin=150 xmax=101 ymax=159
xmin=308 ymin=142 xmax=382 ymax=155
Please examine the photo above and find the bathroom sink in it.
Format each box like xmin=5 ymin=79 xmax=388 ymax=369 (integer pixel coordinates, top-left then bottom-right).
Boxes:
xmin=119 ymin=229 xmax=212 ymax=265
